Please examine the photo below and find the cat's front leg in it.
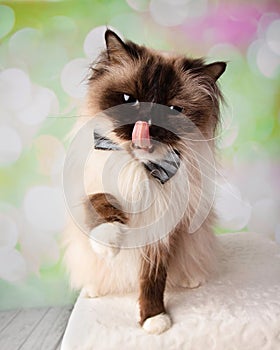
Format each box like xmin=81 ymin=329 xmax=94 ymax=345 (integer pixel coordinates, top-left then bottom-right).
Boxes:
xmin=87 ymin=193 xmax=128 ymax=259
xmin=138 ymin=248 xmax=172 ymax=334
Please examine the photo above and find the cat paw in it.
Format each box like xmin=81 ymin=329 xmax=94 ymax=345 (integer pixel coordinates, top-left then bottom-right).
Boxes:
xmin=80 ymin=286 xmax=100 ymax=299
xmin=179 ymin=277 xmax=205 ymax=289
xmin=90 ymin=240 xmax=120 ymax=259
xmin=142 ymin=313 xmax=172 ymax=334
xmin=89 ymin=222 xmax=127 ymax=259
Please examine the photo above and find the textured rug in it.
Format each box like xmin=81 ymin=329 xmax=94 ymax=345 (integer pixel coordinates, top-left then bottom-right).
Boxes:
xmin=61 ymin=232 xmax=280 ymax=350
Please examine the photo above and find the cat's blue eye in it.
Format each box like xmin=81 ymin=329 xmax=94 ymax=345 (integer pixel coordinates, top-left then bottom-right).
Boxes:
xmin=123 ymin=93 xmax=139 ymax=105
xmin=170 ymin=105 xmax=183 ymax=113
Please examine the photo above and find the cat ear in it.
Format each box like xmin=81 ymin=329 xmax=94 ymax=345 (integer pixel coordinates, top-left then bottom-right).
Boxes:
xmin=203 ymin=62 xmax=227 ymax=81
xmin=105 ymin=29 xmax=127 ymax=59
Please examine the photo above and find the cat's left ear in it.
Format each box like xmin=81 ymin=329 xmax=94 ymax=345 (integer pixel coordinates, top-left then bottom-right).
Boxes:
xmin=105 ymin=29 xmax=127 ymax=60
xmin=203 ymin=62 xmax=227 ymax=81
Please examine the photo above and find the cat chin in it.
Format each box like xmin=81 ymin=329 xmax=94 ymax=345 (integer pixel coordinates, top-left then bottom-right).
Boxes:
xmin=131 ymin=142 xmax=170 ymax=163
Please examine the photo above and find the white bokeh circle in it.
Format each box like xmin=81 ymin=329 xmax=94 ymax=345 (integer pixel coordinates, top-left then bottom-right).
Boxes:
xmin=256 ymin=42 xmax=280 ymax=78
xmin=34 ymin=135 xmax=65 ymax=177
xmin=0 ymin=248 xmax=27 ymax=282
xmin=17 ymin=86 xmax=59 ymax=125
xmin=215 ymin=181 xmax=251 ymax=231
xmin=266 ymin=19 xmax=280 ymax=56
xmin=84 ymin=25 xmax=107 ymax=59
xmin=149 ymin=0 xmax=188 ymax=27
xmin=8 ymin=27 xmax=41 ymax=66
xmin=23 ymin=186 xmax=66 ymax=232
xmin=60 ymin=58 xmax=90 ymax=98
xmin=248 ymin=198 xmax=280 ymax=237
xmin=83 ymin=25 xmax=122 ymax=61
xmin=19 ymin=228 xmax=60 ymax=273
xmin=0 ymin=125 xmax=22 ymax=166
xmin=0 ymin=68 xmax=31 ymax=112
xmin=149 ymin=0 xmax=207 ymax=27
xmin=0 ymin=215 xmax=19 ymax=250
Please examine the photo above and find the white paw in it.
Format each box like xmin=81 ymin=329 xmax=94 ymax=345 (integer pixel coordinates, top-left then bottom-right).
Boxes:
xmin=89 ymin=222 xmax=127 ymax=259
xmin=80 ymin=286 xmax=100 ymax=299
xmin=179 ymin=277 xmax=205 ymax=289
xmin=90 ymin=240 xmax=120 ymax=259
xmin=142 ymin=313 xmax=172 ymax=334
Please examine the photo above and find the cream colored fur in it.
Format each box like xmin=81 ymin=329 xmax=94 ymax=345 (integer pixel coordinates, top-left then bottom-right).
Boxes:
xmin=62 ymin=110 xmax=218 ymax=297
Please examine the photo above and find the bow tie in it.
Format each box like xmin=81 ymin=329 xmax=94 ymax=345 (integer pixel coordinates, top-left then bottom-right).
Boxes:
xmin=93 ymin=131 xmax=180 ymax=184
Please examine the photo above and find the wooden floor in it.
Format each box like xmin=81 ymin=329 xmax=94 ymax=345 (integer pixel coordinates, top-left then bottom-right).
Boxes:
xmin=0 ymin=306 xmax=73 ymax=350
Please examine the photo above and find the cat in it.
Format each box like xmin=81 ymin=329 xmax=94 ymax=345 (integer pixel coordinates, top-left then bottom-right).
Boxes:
xmin=63 ymin=29 xmax=226 ymax=334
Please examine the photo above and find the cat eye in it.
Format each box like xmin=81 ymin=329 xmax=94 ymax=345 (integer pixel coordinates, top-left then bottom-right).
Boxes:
xmin=123 ymin=93 xmax=139 ymax=106
xmin=169 ymin=105 xmax=183 ymax=113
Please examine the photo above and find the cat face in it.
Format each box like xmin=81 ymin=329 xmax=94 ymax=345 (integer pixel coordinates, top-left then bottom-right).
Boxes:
xmin=87 ymin=30 xmax=226 ymax=153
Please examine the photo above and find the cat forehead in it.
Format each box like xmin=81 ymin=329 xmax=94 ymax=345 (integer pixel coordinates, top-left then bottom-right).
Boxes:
xmin=120 ymin=51 xmax=185 ymax=84
xmin=106 ymin=57 xmax=181 ymax=103
xmin=121 ymin=54 xmax=203 ymax=101
xmin=95 ymin=53 xmax=180 ymax=91
xmin=136 ymin=47 xmax=186 ymax=71
xmin=89 ymin=43 xmax=209 ymax=103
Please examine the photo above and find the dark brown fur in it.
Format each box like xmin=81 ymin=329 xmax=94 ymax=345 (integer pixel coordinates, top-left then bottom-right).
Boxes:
xmin=139 ymin=253 xmax=167 ymax=325
xmin=86 ymin=193 xmax=128 ymax=229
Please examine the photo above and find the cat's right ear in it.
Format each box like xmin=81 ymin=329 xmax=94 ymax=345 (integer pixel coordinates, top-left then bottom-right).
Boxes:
xmin=203 ymin=62 xmax=227 ymax=81
xmin=105 ymin=30 xmax=127 ymax=60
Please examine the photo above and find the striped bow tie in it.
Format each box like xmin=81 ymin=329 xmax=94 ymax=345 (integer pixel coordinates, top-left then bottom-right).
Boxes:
xmin=94 ymin=131 xmax=180 ymax=184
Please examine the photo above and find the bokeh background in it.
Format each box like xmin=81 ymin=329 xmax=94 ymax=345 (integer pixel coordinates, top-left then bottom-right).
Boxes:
xmin=0 ymin=0 xmax=279 ymax=309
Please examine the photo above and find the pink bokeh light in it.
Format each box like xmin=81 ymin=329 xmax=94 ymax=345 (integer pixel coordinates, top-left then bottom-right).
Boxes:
xmin=180 ymin=1 xmax=280 ymax=50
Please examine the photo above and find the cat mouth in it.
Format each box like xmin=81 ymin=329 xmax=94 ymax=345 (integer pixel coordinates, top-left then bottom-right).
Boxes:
xmin=131 ymin=121 xmax=154 ymax=153
xmin=113 ymin=122 xmax=180 ymax=152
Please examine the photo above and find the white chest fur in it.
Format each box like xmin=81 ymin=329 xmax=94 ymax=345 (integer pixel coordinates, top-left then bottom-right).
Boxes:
xmin=84 ymin=148 xmax=190 ymax=248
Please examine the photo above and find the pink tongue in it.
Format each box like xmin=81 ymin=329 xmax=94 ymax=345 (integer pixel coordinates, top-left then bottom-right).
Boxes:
xmin=132 ymin=121 xmax=151 ymax=149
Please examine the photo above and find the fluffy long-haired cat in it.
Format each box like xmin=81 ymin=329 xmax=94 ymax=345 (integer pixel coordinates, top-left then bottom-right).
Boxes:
xmin=63 ymin=29 xmax=226 ymax=334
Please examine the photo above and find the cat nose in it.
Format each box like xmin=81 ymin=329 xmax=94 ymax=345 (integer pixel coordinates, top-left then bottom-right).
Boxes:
xmin=138 ymin=103 xmax=154 ymax=124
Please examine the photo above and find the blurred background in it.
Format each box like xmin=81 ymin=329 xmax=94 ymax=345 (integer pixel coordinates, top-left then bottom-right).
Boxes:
xmin=0 ymin=0 xmax=279 ymax=309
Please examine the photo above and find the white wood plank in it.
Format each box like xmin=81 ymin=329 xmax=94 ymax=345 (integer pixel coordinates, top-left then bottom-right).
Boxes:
xmin=40 ymin=306 xmax=72 ymax=350
xmin=0 ymin=308 xmax=48 ymax=350
xmin=0 ymin=309 xmax=20 ymax=333
xmin=19 ymin=306 xmax=72 ymax=350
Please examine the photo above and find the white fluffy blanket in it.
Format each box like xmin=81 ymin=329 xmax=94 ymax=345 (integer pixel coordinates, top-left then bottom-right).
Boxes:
xmin=61 ymin=232 xmax=280 ymax=350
